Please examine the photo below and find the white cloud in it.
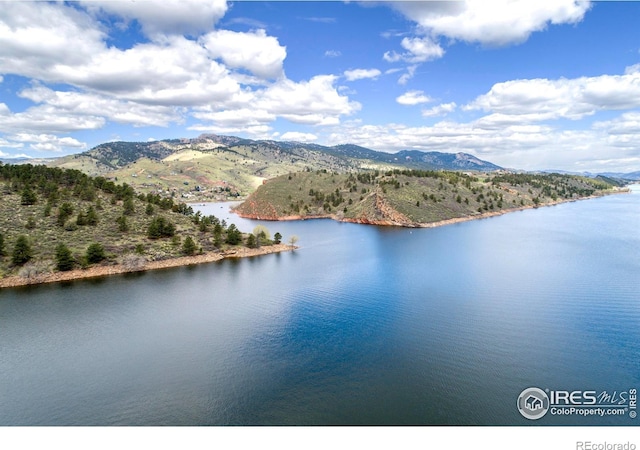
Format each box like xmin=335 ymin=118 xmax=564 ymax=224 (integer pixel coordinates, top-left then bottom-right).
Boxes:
xmin=191 ymin=75 xmax=359 ymax=130
xmin=61 ymin=36 xmax=246 ymax=107
xmin=324 ymin=113 xmax=640 ymax=173
xmin=19 ymin=85 xmax=183 ymax=128
xmin=466 ymin=70 xmax=640 ymax=122
xmin=0 ymin=104 xmax=106 ymax=134
xmin=324 ymin=50 xmax=342 ymax=58
xmin=0 ymin=138 xmax=22 ymax=148
xmin=0 ymin=5 xmax=246 ymax=107
xmin=0 ymin=2 xmax=106 ymax=78
xmin=384 ymin=36 xmax=444 ymax=63
xmin=391 ymin=0 xmax=591 ymax=46
xmin=191 ymin=108 xmax=275 ymax=127
xmin=343 ymin=68 xmax=382 ymax=81
xmin=280 ymin=132 xmax=318 ymax=142
xmin=593 ymin=112 xmax=640 ymax=160
xmin=0 ymin=2 xmax=360 ymax=141
xmin=396 ymin=90 xmax=432 ymax=106
xmin=188 ymin=123 xmax=274 ymax=139
xmin=398 ymin=65 xmax=418 ymax=85
xmin=201 ymin=29 xmax=287 ymax=79
xmin=422 ymin=102 xmax=457 ymax=117
xmin=256 ymin=75 xmax=361 ymax=124
xmin=10 ymin=133 xmax=87 ymax=152
xmin=83 ymin=0 xmax=228 ymax=37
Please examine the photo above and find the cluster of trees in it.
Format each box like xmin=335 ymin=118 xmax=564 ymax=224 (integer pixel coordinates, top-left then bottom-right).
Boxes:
xmin=490 ymin=173 xmax=614 ymax=200
xmin=0 ymin=232 xmax=105 ymax=271
xmin=1 ymin=163 xmax=299 ymax=276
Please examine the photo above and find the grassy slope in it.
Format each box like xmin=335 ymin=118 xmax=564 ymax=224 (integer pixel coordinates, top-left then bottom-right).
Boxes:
xmin=234 ymin=170 xmax=620 ymax=225
xmin=0 ymin=182 xmax=240 ymax=278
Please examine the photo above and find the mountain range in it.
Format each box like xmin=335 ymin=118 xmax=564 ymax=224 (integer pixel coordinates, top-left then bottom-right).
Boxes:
xmin=36 ymin=135 xmax=504 ymax=200
xmin=2 ymin=134 xmax=637 ymax=201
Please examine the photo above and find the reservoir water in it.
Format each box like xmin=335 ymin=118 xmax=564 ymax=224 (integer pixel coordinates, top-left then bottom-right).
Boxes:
xmin=1 ymin=187 xmax=639 ymax=425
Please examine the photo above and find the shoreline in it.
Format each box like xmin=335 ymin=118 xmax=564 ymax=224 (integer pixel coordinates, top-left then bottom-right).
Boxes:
xmin=0 ymin=244 xmax=295 ymax=289
xmin=234 ymin=189 xmax=630 ymax=228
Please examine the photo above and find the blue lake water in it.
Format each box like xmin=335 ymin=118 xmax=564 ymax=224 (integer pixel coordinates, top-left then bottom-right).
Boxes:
xmin=1 ymin=187 xmax=639 ymax=425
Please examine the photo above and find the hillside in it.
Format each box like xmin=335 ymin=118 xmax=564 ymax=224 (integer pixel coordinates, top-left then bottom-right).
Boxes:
xmin=233 ymin=169 xmax=625 ymax=227
xmin=48 ymin=134 xmax=503 ymax=200
xmin=0 ymin=163 xmax=289 ymax=284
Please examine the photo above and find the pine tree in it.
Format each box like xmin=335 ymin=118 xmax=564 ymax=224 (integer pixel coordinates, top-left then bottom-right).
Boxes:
xmin=116 ymin=215 xmax=129 ymax=232
xmin=123 ymin=197 xmax=135 ymax=215
xmin=55 ymin=243 xmax=74 ymax=271
xmin=246 ymin=234 xmax=256 ymax=248
xmin=86 ymin=206 xmax=99 ymax=226
xmin=57 ymin=202 xmax=74 ymax=226
xmin=86 ymin=243 xmax=106 ymax=264
xmin=21 ymin=188 xmax=37 ymax=205
xmin=12 ymin=235 xmax=32 ymax=266
xmin=225 ymin=224 xmax=242 ymax=245
xmin=182 ymin=236 xmax=197 ymax=255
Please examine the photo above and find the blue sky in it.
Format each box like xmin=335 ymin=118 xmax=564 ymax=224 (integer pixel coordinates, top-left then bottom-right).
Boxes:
xmin=1 ymin=1 xmax=640 ymax=172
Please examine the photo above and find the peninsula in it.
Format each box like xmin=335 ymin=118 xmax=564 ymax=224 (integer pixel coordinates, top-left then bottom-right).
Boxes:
xmin=233 ymin=169 xmax=627 ymax=227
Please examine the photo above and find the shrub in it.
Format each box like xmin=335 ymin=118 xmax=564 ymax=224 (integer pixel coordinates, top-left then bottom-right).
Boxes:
xmin=18 ymin=261 xmax=51 ymax=280
xmin=121 ymin=254 xmax=146 ymax=271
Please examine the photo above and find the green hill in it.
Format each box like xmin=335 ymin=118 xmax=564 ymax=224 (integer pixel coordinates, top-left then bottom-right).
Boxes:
xmin=233 ymin=169 xmax=624 ymax=227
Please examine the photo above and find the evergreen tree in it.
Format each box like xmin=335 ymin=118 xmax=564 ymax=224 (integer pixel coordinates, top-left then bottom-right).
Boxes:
xmin=246 ymin=234 xmax=256 ymax=248
xmin=55 ymin=243 xmax=74 ymax=271
xmin=145 ymin=203 xmax=154 ymax=216
xmin=0 ymin=232 xmax=5 ymax=257
xmin=86 ymin=243 xmax=106 ymax=264
xmin=123 ymin=197 xmax=135 ymax=215
xmin=213 ymin=230 xmax=223 ymax=248
xmin=116 ymin=215 xmax=129 ymax=232
xmin=57 ymin=202 xmax=74 ymax=226
xmin=12 ymin=235 xmax=32 ymax=266
xmin=86 ymin=206 xmax=99 ymax=226
xmin=273 ymin=232 xmax=282 ymax=245
xmin=182 ymin=236 xmax=197 ymax=255
xmin=147 ymin=216 xmax=176 ymax=239
xmin=21 ymin=188 xmax=37 ymax=205
xmin=225 ymin=224 xmax=242 ymax=245
xmin=76 ymin=211 xmax=87 ymax=226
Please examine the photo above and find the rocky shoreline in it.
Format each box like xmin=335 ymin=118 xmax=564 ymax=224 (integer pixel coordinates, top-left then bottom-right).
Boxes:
xmin=0 ymin=244 xmax=295 ymax=289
